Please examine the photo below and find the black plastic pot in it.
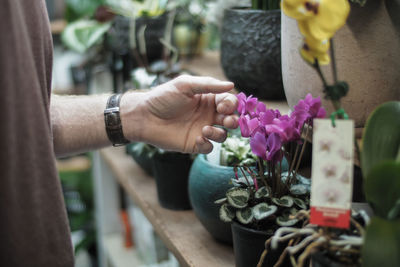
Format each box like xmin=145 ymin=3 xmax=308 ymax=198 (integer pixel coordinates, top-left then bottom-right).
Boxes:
xmin=220 ymin=8 xmax=285 ymax=100
xmin=311 ymin=251 xmax=361 ymax=267
xmin=231 ymin=222 xmax=289 ymax=267
xmin=107 ymin=14 xmax=168 ymax=62
xmin=152 ymin=152 xmax=192 ymax=210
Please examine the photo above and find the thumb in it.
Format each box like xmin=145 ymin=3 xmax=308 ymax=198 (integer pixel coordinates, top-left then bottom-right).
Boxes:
xmin=176 ymin=75 xmax=234 ymax=95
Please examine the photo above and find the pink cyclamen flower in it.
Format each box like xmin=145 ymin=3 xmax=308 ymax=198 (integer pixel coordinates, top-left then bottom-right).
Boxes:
xmin=237 ymin=92 xmax=259 ymax=115
xmin=250 ymin=131 xmax=268 ymax=160
xmin=238 ymin=115 xmax=260 ymax=138
xmin=292 ymin=93 xmax=326 ymax=125
xmin=303 ymin=94 xmax=326 ymax=119
xmin=266 ymin=133 xmax=283 ymax=163
xmin=250 ymin=132 xmax=283 ymax=164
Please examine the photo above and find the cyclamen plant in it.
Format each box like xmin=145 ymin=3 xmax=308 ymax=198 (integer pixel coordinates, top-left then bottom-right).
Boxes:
xmin=216 ymin=93 xmax=326 ymax=230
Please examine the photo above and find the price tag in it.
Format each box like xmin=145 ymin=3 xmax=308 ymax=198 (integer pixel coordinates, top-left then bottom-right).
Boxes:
xmin=310 ymin=119 xmax=354 ymax=229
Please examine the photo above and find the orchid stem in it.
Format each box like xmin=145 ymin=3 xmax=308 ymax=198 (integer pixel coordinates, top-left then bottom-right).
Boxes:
xmin=314 ymin=60 xmax=328 ymax=88
xmin=330 ymin=38 xmax=338 ymax=84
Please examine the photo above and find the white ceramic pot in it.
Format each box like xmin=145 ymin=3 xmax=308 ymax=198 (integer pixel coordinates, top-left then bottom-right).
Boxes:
xmin=281 ymin=0 xmax=400 ymax=128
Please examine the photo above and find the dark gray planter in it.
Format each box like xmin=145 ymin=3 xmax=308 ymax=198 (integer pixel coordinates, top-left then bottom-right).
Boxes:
xmin=220 ymin=8 xmax=285 ymax=100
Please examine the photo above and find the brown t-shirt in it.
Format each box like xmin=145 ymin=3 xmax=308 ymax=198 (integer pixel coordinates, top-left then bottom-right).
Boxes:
xmin=0 ymin=1 xmax=74 ymax=266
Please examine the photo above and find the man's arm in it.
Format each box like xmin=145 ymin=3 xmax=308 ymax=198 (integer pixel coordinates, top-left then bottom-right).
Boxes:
xmin=51 ymin=75 xmax=238 ymax=157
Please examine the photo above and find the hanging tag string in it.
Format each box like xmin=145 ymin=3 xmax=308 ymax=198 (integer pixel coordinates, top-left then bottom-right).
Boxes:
xmin=330 ymin=108 xmax=349 ymax=127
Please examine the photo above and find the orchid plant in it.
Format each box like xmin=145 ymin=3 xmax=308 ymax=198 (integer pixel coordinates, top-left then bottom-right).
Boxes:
xmin=216 ymin=93 xmax=326 ymax=231
xmin=251 ymin=1 xmax=374 ymax=266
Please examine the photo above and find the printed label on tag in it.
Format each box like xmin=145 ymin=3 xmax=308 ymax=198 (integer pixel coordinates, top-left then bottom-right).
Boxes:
xmin=310 ymin=119 xmax=354 ymax=229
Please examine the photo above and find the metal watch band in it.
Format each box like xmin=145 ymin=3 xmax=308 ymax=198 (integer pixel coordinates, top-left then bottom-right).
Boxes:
xmin=104 ymin=94 xmax=130 ymax=147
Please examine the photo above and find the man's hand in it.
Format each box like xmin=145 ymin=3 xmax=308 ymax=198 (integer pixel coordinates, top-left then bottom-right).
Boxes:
xmin=122 ymin=75 xmax=239 ymax=154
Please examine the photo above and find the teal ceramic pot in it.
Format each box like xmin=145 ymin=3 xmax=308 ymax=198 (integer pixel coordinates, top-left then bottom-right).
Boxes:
xmin=188 ymin=154 xmax=236 ymax=244
xmin=188 ymin=155 xmax=290 ymax=244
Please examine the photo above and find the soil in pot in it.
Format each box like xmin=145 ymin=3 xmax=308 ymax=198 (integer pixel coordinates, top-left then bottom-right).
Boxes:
xmin=152 ymin=152 xmax=192 ymax=210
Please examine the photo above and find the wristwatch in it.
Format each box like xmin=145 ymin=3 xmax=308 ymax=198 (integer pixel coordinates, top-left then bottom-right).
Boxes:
xmin=104 ymin=94 xmax=130 ymax=146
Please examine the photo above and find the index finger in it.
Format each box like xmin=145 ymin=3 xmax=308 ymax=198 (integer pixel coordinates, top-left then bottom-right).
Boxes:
xmin=176 ymin=75 xmax=234 ymax=95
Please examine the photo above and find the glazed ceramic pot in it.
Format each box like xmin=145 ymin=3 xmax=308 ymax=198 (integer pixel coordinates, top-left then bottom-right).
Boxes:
xmin=152 ymin=152 xmax=192 ymax=210
xmin=188 ymin=154 xmax=236 ymax=244
xmin=188 ymin=154 xmax=291 ymax=244
xmin=281 ymin=0 xmax=400 ymax=128
xmin=221 ymin=8 xmax=285 ymax=100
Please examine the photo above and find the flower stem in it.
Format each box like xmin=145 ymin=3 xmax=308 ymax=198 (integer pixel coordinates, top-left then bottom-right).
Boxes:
xmin=314 ymin=60 xmax=328 ymax=88
xmin=330 ymin=38 xmax=338 ymax=84
xmin=239 ymin=166 xmax=252 ymax=191
xmin=257 ymin=157 xmax=268 ymax=187
xmin=294 ymin=125 xmax=311 ymax=175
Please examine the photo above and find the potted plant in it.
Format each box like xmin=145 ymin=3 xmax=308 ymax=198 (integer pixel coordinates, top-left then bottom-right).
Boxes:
xmin=360 ymin=101 xmax=400 ymax=267
xmin=219 ymin=0 xmax=285 ymax=100
xmin=188 ymin=133 xmax=260 ymax=244
xmin=152 ymin=148 xmax=193 ymax=210
xmin=215 ymin=92 xmax=326 ymax=266
xmin=126 ymin=142 xmax=156 ymax=176
xmin=281 ymin=0 xmax=400 ymax=128
xmin=172 ymin=0 xmax=209 ymax=58
xmin=259 ymin=100 xmax=400 ymax=267
xmin=257 ymin=209 xmax=365 ymax=267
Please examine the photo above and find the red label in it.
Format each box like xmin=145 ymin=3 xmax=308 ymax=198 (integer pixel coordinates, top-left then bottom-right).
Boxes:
xmin=310 ymin=206 xmax=350 ymax=229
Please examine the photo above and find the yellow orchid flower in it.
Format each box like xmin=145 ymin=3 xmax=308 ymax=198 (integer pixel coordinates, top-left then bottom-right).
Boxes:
xmin=300 ymin=37 xmax=330 ymax=65
xmin=282 ymin=0 xmax=350 ymax=40
xmin=282 ymin=0 xmax=320 ymax=20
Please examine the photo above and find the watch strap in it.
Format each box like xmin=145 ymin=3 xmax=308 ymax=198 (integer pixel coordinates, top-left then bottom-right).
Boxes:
xmin=104 ymin=94 xmax=130 ymax=147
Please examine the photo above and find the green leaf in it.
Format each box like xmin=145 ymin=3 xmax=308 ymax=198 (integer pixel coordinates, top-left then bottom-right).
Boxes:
xmin=252 ymin=203 xmax=277 ymax=220
xmin=65 ymin=0 xmax=105 ymax=22
xmin=388 ymin=199 xmax=400 ymax=220
xmin=62 ymin=20 xmax=111 ymax=53
xmin=226 ymin=188 xmax=250 ymax=208
xmin=293 ymin=198 xmax=307 ymax=210
xmin=272 ymin=196 xmax=294 ymax=207
xmin=362 ymin=216 xmax=400 ymax=267
xmin=364 ymin=160 xmax=400 ymax=218
xmin=236 ymin=208 xmax=254 ymax=224
xmin=361 ymin=101 xmax=400 ymax=177
xmin=219 ymin=204 xmax=235 ymax=223
xmin=255 ymin=186 xmax=271 ymax=199
xmin=289 ymin=184 xmax=309 ymax=195
xmin=214 ymin=198 xmax=227 ymax=205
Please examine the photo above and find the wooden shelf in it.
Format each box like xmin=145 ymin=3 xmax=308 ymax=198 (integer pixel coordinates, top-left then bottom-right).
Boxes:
xmin=99 ymin=147 xmax=235 ymax=267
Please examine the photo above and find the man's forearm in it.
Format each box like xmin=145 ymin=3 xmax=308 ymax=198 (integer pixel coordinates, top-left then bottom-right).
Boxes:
xmin=51 ymin=94 xmax=111 ymax=157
